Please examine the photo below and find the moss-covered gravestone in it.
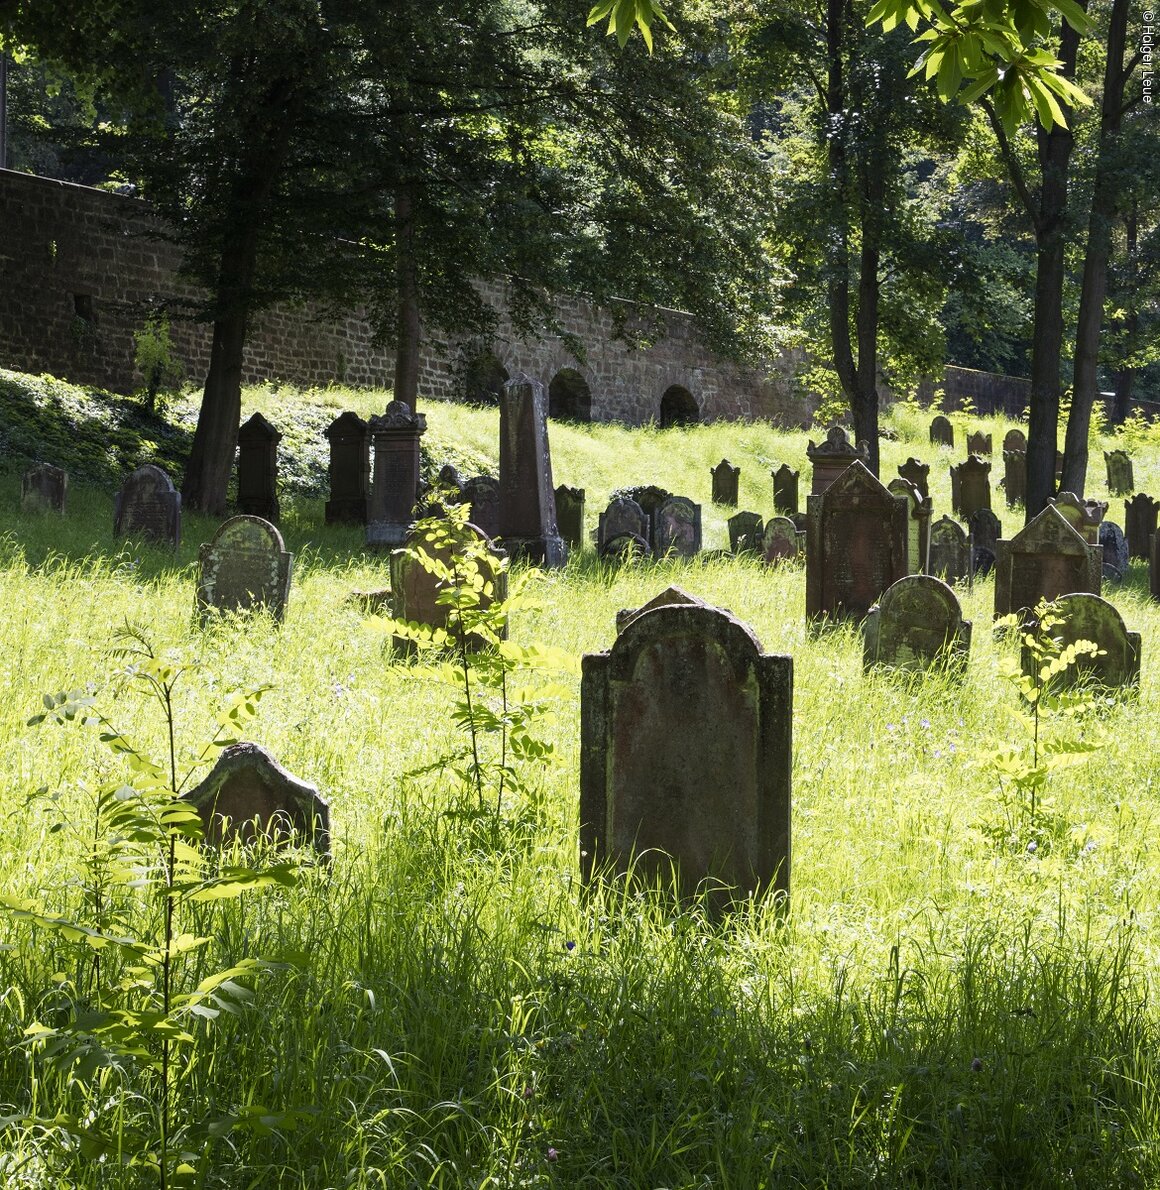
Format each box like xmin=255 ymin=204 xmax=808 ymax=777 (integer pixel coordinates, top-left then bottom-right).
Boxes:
xmin=993 ymin=505 xmax=1102 ymax=618
xmin=114 ymin=463 xmax=181 ymax=549
xmin=598 ymin=496 xmax=649 ymax=553
xmin=1020 ymin=593 xmax=1141 ymax=691
xmin=863 ymin=575 xmax=971 ymax=675
xmin=652 ymin=496 xmax=701 ymax=559
xmin=197 ymin=515 xmax=293 ymax=622
xmin=928 ymin=515 xmax=970 ymax=585
xmin=728 ymin=511 xmax=764 ymax=554
xmin=1104 ymin=450 xmax=1134 ymax=496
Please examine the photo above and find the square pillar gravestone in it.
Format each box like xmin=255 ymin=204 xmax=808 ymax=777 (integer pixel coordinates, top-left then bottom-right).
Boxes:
xmin=21 ymin=462 xmax=67 ymax=514
xmin=772 ymin=464 xmax=800 ymax=515
xmin=711 ymin=459 xmax=740 ymax=506
xmin=196 ymin=515 xmax=293 ymax=622
xmin=652 ymin=496 xmax=702 ymax=559
xmin=863 ymin=575 xmax=971 ymax=675
xmin=888 ymin=477 xmax=931 ymax=575
xmin=366 ymin=400 xmax=426 ymax=550
xmin=806 ymin=425 xmax=868 ymax=495
xmin=897 ymin=457 xmax=930 ymax=500
xmin=728 ymin=511 xmax=764 ymax=554
xmin=952 ymin=455 xmax=992 ymax=520
xmin=1104 ymin=450 xmax=1134 ymax=496
xmin=114 ymin=463 xmax=181 ymax=549
xmin=324 ymin=411 xmax=370 ymax=524
xmin=1003 ymin=449 xmax=1026 ymax=508
xmin=1125 ymin=494 xmax=1159 ymax=560
xmin=929 ymin=415 xmax=954 ymax=448
xmin=1048 ymin=492 xmax=1106 ymax=545
xmin=237 ymin=412 xmax=282 ymax=523
xmin=460 ymin=475 xmax=501 ymax=540
xmin=993 ymin=504 xmax=1103 ymax=618
xmin=580 ymin=590 xmax=792 ymax=909
xmin=966 ymin=430 xmax=992 ymax=456
xmin=928 ymin=515 xmax=970 ymax=585
xmin=498 ymin=375 xmax=566 ymax=566
xmin=1019 ymin=593 xmax=1141 ymax=691
xmin=555 ymin=485 xmax=586 ymax=549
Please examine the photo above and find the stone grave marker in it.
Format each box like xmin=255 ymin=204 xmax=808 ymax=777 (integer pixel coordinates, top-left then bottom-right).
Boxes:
xmin=1020 ymin=593 xmax=1141 ymax=690
xmin=888 ymin=477 xmax=931 ymax=574
xmin=1049 ymin=492 xmax=1106 ymax=544
xmin=182 ymin=742 xmax=329 ymax=854
xmin=461 ymin=475 xmax=501 ymax=540
xmin=324 ymin=411 xmax=370 ymax=524
xmin=863 ymin=575 xmax=971 ymax=675
xmin=772 ymin=464 xmax=800 ymax=515
xmin=728 ymin=511 xmax=764 ymax=554
xmin=929 ymin=415 xmax=954 ymax=448
xmin=1003 ymin=428 xmax=1027 ymax=454
xmin=652 ymin=496 xmax=702 ymax=559
xmin=806 ymin=460 xmax=909 ymax=620
xmin=615 ymin=584 xmax=707 ymax=634
xmin=598 ymin=496 xmax=650 ymax=553
xmin=928 ymin=515 xmax=970 ymax=585
xmin=555 ymin=485 xmax=585 ymax=549
xmin=1126 ymin=494 xmax=1159 ymax=560
xmin=760 ymin=516 xmax=801 ymax=566
xmin=953 ymin=455 xmax=992 ymax=520
xmin=993 ymin=504 xmax=1102 ymax=618
xmin=1153 ymin=529 xmax=1160 ymax=601
xmin=21 ymin=462 xmax=67 ymax=514
xmin=601 ymin=533 xmax=651 ymax=561
xmin=711 ymin=459 xmax=740 ymax=506
xmin=1104 ymin=450 xmax=1134 ymax=496
xmin=1003 ymin=449 xmax=1026 ymax=508
xmin=114 ymin=463 xmax=181 ymax=548
xmin=580 ymin=595 xmax=792 ymax=907
xmin=367 ymin=400 xmax=426 ymax=549
xmin=966 ymin=430 xmax=992 ymax=456
xmin=196 ymin=515 xmax=293 ymax=622
xmin=897 ymin=457 xmax=930 ymax=500
xmin=806 ymin=425 xmax=867 ymax=495
xmin=969 ymin=508 xmax=1002 ymax=575
xmin=437 ymin=463 xmax=463 ymax=492
xmin=1098 ymin=521 xmax=1129 ymax=579
xmin=237 ymin=412 xmax=282 ymax=522
xmin=498 ymin=375 xmax=566 ymax=566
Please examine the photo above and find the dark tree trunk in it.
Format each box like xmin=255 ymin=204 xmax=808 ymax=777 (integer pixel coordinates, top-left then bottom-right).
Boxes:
xmin=394 ymin=188 xmax=421 ymax=408
xmin=1111 ymin=202 xmax=1139 ymax=424
xmin=854 ymin=164 xmax=884 ymax=477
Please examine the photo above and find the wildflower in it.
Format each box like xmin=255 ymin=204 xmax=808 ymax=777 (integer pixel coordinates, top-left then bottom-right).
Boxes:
xmin=920 ymin=718 xmax=930 ymax=729
xmin=546 ymin=1147 xmax=559 ymax=1162
xmin=564 ymin=940 xmax=576 ymax=952
xmin=1027 ymin=840 xmax=1038 ymax=854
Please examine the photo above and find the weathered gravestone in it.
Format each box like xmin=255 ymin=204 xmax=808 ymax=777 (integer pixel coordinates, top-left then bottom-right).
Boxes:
xmin=928 ymin=515 xmax=971 ymax=585
xmin=967 ymin=431 xmax=992 ymax=456
xmin=555 ymin=485 xmax=585 ymax=549
xmin=615 ymin=584 xmax=708 ymax=634
xmin=953 ymin=455 xmax=992 ymax=520
xmin=863 ymin=575 xmax=971 ymax=675
xmin=1098 ymin=522 xmax=1129 ymax=579
xmin=993 ymin=504 xmax=1102 ymax=618
xmin=888 ymin=478 xmax=931 ymax=574
xmin=21 ymin=462 xmax=67 ymax=514
xmin=652 ymin=496 xmax=702 ymax=559
xmin=196 ymin=515 xmax=293 ymax=622
xmin=498 ymin=375 xmax=566 ymax=566
xmin=929 ymin=415 xmax=954 ymax=448
xmin=114 ymin=463 xmax=181 ymax=548
xmin=237 ymin=412 xmax=281 ymax=522
xmin=1020 ymin=593 xmax=1141 ymax=690
xmin=806 ymin=460 xmax=909 ymax=620
xmin=1003 ymin=428 xmax=1027 ymax=454
xmin=324 ymin=411 xmax=370 ymax=524
xmin=772 ymin=464 xmax=800 ymax=515
xmin=1104 ymin=450 xmax=1134 ymax=496
xmin=182 ymin=742 xmax=329 ymax=853
xmin=598 ymin=496 xmax=650 ymax=554
xmin=601 ymin=533 xmax=651 ymax=561
xmin=1126 ymin=494 xmax=1159 ymax=560
xmin=760 ymin=516 xmax=801 ymax=566
xmin=728 ymin=511 xmax=764 ymax=554
xmin=711 ymin=460 xmax=740 ymax=506
xmin=367 ymin=400 xmax=426 ymax=549
xmin=806 ymin=426 xmax=868 ymax=495
xmin=1049 ymin=492 xmax=1106 ymax=545
xmin=969 ymin=508 xmax=1002 ymax=576
xmin=580 ymin=592 xmax=792 ymax=906
xmin=897 ymin=457 xmax=930 ymax=500
xmin=1003 ymin=449 xmax=1027 ymax=508
xmin=460 ymin=475 xmax=501 ymax=540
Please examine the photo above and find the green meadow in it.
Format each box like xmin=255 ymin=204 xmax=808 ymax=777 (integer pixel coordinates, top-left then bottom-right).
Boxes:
xmin=1 ymin=370 xmax=1159 ymax=1187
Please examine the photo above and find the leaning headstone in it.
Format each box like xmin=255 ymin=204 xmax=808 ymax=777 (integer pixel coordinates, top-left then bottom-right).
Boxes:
xmin=498 ymin=375 xmax=566 ymax=565
xmin=897 ymin=457 xmax=930 ymax=500
xmin=652 ymin=496 xmax=702 ymax=559
xmin=196 ymin=515 xmax=292 ymax=622
xmin=324 ymin=411 xmax=370 ymax=524
xmin=993 ymin=504 xmax=1102 ymax=618
xmin=888 ymin=478 xmax=931 ymax=575
xmin=806 ymin=460 xmax=909 ymax=620
xmin=1020 ymin=593 xmax=1141 ymax=690
xmin=771 ymin=464 xmax=800 ymax=515
xmin=966 ymin=431 xmax=992 ymax=457
xmin=928 ymin=515 xmax=971 ymax=585
xmin=366 ymin=400 xmax=426 ymax=549
xmin=1098 ymin=521 xmax=1129 ymax=578
xmin=580 ymin=595 xmax=792 ymax=906
xmin=1048 ymin=492 xmax=1106 ymax=545
xmin=953 ymin=455 xmax=992 ymax=520
xmin=1003 ymin=449 xmax=1027 ymax=508
xmin=460 ymin=475 xmax=501 ymax=540
xmin=969 ymin=508 xmax=1002 ymax=576
xmin=20 ymin=462 xmax=67 ymax=514
xmin=555 ymin=485 xmax=585 ymax=549
xmin=806 ymin=426 xmax=868 ymax=495
xmin=237 ymin=412 xmax=281 ymax=522
xmin=1003 ymin=428 xmax=1027 ymax=454
xmin=113 ymin=463 xmax=181 ymax=548
xmin=728 ymin=511 xmax=764 ymax=554
xmin=1104 ymin=450 xmax=1134 ymax=496
xmin=760 ymin=516 xmax=801 ymax=566
xmin=929 ymin=416 xmax=954 ymax=448
xmin=711 ymin=460 xmax=740 ymax=506
xmin=182 ymin=741 xmax=329 ymax=854
xmin=1126 ymin=494 xmax=1159 ymax=560
xmin=598 ymin=496 xmax=650 ymax=553
xmin=863 ymin=575 xmax=971 ymax=675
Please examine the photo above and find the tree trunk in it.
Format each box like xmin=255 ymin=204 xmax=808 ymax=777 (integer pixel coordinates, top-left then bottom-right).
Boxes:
xmin=1111 ymin=201 xmax=1139 ymax=424
xmin=853 ymin=161 xmax=884 ymax=477
xmin=394 ymin=188 xmax=421 ymax=408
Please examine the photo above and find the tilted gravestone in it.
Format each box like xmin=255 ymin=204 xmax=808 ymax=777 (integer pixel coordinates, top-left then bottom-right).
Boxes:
xmin=598 ymin=496 xmax=650 ymax=553
xmin=806 ymin=460 xmax=909 ymax=620
xmin=460 ymin=475 xmax=501 ymax=540
xmin=555 ymin=485 xmax=585 ymax=549
xmin=580 ymin=593 xmax=792 ymax=907
xmin=1003 ymin=428 xmax=1027 ymax=454
xmin=324 ymin=411 xmax=370 ymax=524
xmin=1020 ymin=593 xmax=1141 ymax=690
xmin=969 ymin=508 xmax=1002 ymax=576
xmin=1098 ymin=521 xmax=1129 ymax=578
xmin=498 ymin=375 xmax=566 ymax=566
xmin=888 ymin=477 xmax=931 ymax=575
xmin=652 ymin=496 xmax=702 ymax=559
xmin=1048 ymin=492 xmax=1106 ymax=545
xmin=237 ymin=412 xmax=282 ymax=522
xmin=1104 ymin=450 xmax=1134 ymax=496
xmin=367 ymin=400 xmax=426 ymax=549
xmin=966 ymin=430 xmax=992 ymax=457
xmin=953 ymin=455 xmax=992 ymax=520
xmin=993 ymin=504 xmax=1102 ymax=618
xmin=21 ymin=462 xmax=67 ymax=514
xmin=863 ymin=575 xmax=971 ymax=675
xmin=928 ymin=515 xmax=970 ymax=585
xmin=182 ymin=742 xmax=329 ymax=853
xmin=711 ymin=459 xmax=740 ymax=506
xmin=1126 ymin=494 xmax=1159 ymax=560
xmin=772 ymin=464 xmax=800 ymax=515
xmin=897 ymin=457 xmax=930 ymax=500
xmin=196 ymin=515 xmax=293 ymax=622
xmin=728 ymin=511 xmax=764 ymax=554
xmin=760 ymin=516 xmax=801 ymax=566
xmin=929 ymin=415 xmax=954 ymax=448
xmin=806 ymin=425 xmax=868 ymax=495
xmin=1003 ymin=449 xmax=1026 ymax=508
xmin=114 ymin=463 xmax=181 ymax=548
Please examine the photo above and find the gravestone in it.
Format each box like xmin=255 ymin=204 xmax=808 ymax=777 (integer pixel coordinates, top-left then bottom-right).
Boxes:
xmin=863 ymin=575 xmax=971 ymax=675
xmin=1003 ymin=428 xmax=1027 ymax=454
xmin=771 ymin=464 xmax=800 ymax=515
xmin=1153 ymin=529 xmax=1160 ymax=601
xmin=888 ymin=478 xmax=931 ymax=574
xmin=113 ymin=464 xmax=181 ymax=548
xmin=760 ymin=516 xmax=801 ymax=565
xmin=1020 ymin=593 xmax=1141 ymax=690
xmin=1098 ymin=522 xmax=1129 ymax=579
xmin=601 ymin=533 xmax=651 ymax=561
xmin=652 ymin=496 xmax=702 ymax=559
xmin=324 ymin=411 xmax=370 ymax=524
xmin=897 ymin=457 xmax=930 ymax=500
xmin=598 ymin=496 xmax=650 ymax=553
xmin=806 ymin=460 xmax=909 ymax=620
xmin=1003 ymin=449 xmax=1026 ymax=508
xmin=728 ymin=511 xmax=764 ymax=554
xmin=1125 ymin=494 xmax=1159 ymax=560
xmin=953 ymin=455 xmax=992 ymax=520
xmin=555 ymin=485 xmax=585 ymax=549
xmin=461 ymin=475 xmax=501 ymax=540
xmin=580 ymin=595 xmax=792 ymax=907
xmin=1048 ymin=492 xmax=1106 ymax=545
xmin=437 ymin=463 xmax=463 ymax=492
xmin=182 ymin=742 xmax=329 ymax=854
xmin=237 ymin=412 xmax=281 ymax=522
xmin=498 ymin=375 xmax=566 ymax=566
xmin=615 ymin=585 xmax=707 ymax=634
xmin=806 ymin=426 xmax=868 ymax=495
xmin=1104 ymin=450 xmax=1134 ymax=496
xmin=929 ymin=416 xmax=954 ymax=448
xmin=928 ymin=515 xmax=971 ymax=585
xmin=966 ymin=431 xmax=992 ymax=456
xmin=196 ymin=515 xmax=293 ymax=622
xmin=711 ymin=460 xmax=740 ymax=506
xmin=969 ymin=508 xmax=1002 ymax=575
xmin=366 ymin=400 xmax=426 ymax=549
xmin=21 ymin=462 xmax=67 ymax=514
xmin=993 ymin=504 xmax=1102 ymax=618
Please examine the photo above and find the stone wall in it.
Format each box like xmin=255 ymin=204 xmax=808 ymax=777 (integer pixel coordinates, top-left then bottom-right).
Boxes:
xmin=917 ymin=365 xmax=1032 ymax=417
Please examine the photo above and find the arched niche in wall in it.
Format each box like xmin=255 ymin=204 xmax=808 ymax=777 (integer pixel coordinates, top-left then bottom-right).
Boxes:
xmin=659 ymin=385 xmax=699 ymax=428
xmin=463 ymin=351 xmax=509 ymax=405
xmin=548 ymin=367 xmax=592 ymax=422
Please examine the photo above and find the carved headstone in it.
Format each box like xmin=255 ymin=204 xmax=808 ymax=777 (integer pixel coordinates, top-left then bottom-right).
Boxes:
xmin=1003 ymin=428 xmax=1027 ymax=454
xmin=1021 ymin=593 xmax=1141 ymax=690
xmin=237 ymin=412 xmax=281 ymax=522
xmin=897 ymin=457 xmax=930 ymax=500
xmin=1003 ymin=449 xmax=1026 ymax=508
xmin=966 ymin=431 xmax=992 ymax=456
xmin=182 ymin=742 xmax=329 ymax=853
xmin=888 ymin=478 xmax=931 ymax=575
xmin=196 ymin=515 xmax=292 ymax=622
xmin=953 ymin=455 xmax=992 ymax=520
xmin=711 ymin=459 xmax=740 ymax=506
xmin=366 ymin=400 xmax=426 ymax=549
xmin=1098 ymin=521 xmax=1129 ymax=578
xmin=21 ymin=462 xmax=67 ymax=514
xmin=929 ymin=415 xmax=954 ymax=448
xmin=760 ymin=516 xmax=801 ymax=566
xmin=806 ymin=460 xmax=909 ymax=621
xmin=864 ymin=575 xmax=971 ymax=675
xmin=969 ymin=508 xmax=1002 ymax=576
xmin=324 ymin=411 xmax=370 ymax=524
xmin=580 ymin=596 xmax=792 ymax=906
xmin=772 ymin=464 xmax=800 ymax=515
xmin=598 ymin=496 xmax=650 ymax=552
xmin=993 ymin=505 xmax=1102 ymax=618
xmin=615 ymin=585 xmax=707 ymax=634
xmin=113 ymin=463 xmax=181 ymax=548
xmin=498 ymin=375 xmax=566 ymax=565
xmin=728 ymin=511 xmax=764 ymax=554
xmin=1048 ymin=492 xmax=1106 ymax=545
xmin=928 ymin=515 xmax=971 ymax=585
xmin=806 ymin=426 xmax=868 ymax=495
xmin=1126 ymin=494 xmax=1159 ymax=560
xmin=555 ymin=485 xmax=586 ymax=549
xmin=1104 ymin=450 xmax=1134 ymax=496
xmin=460 ymin=475 xmax=501 ymax=540
xmin=652 ymin=496 xmax=702 ymax=559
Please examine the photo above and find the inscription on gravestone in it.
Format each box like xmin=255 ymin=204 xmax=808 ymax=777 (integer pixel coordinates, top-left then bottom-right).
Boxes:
xmin=114 ymin=464 xmax=181 ymax=548
xmin=761 ymin=516 xmax=801 ymax=566
xmin=993 ymin=505 xmax=1102 ymax=618
xmin=652 ymin=496 xmax=702 ymax=559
